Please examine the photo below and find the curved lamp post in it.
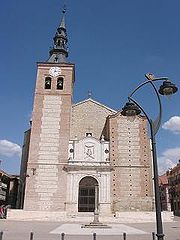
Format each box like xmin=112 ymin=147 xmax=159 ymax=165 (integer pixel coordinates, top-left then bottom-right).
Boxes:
xmin=121 ymin=73 xmax=178 ymax=240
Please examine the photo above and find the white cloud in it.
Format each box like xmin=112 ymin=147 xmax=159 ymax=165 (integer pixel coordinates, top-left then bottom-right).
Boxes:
xmin=162 ymin=147 xmax=180 ymax=159
xmin=162 ymin=116 xmax=180 ymax=134
xmin=0 ymin=140 xmax=22 ymax=158
xmin=158 ymin=147 xmax=180 ymax=174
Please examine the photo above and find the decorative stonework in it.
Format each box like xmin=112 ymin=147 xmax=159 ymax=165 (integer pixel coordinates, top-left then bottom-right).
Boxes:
xmin=84 ymin=143 xmax=95 ymax=160
xmin=65 ymin=136 xmax=111 ymax=213
xmin=32 ymin=95 xmax=62 ymax=210
xmin=68 ymin=136 xmax=109 ymax=164
xmin=66 ymin=171 xmax=111 ymax=214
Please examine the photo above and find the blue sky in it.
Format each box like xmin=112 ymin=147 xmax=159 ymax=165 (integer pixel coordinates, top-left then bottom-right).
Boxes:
xmin=0 ymin=0 xmax=179 ymax=174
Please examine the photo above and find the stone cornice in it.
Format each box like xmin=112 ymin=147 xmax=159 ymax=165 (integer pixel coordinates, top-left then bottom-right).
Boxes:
xmin=63 ymin=164 xmax=113 ymax=172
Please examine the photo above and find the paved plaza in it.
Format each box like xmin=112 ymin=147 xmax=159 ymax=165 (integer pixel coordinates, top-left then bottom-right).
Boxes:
xmin=0 ymin=218 xmax=180 ymax=240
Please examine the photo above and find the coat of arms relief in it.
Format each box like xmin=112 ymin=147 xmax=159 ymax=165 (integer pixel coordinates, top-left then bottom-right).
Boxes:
xmin=84 ymin=143 xmax=95 ymax=160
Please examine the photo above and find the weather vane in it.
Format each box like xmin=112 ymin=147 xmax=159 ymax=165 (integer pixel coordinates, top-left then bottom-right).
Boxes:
xmin=62 ymin=4 xmax=66 ymax=14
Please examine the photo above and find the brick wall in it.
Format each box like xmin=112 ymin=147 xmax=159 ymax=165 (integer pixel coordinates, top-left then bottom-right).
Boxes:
xmin=109 ymin=113 xmax=153 ymax=212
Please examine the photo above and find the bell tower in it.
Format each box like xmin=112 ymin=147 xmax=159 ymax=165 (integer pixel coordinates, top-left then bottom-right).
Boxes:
xmin=24 ymin=9 xmax=75 ymax=211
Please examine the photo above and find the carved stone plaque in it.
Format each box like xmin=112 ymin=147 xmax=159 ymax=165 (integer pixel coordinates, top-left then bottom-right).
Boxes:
xmin=84 ymin=143 xmax=95 ymax=160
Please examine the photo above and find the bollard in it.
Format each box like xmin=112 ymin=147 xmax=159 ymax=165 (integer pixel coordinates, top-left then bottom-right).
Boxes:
xmin=123 ymin=232 xmax=126 ymax=240
xmin=93 ymin=232 xmax=96 ymax=240
xmin=152 ymin=232 xmax=156 ymax=240
xmin=61 ymin=232 xmax=65 ymax=240
xmin=30 ymin=232 xmax=34 ymax=240
xmin=0 ymin=232 xmax=3 ymax=240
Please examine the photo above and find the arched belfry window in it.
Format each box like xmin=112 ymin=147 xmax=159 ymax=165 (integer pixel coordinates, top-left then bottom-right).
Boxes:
xmin=57 ymin=40 xmax=61 ymax=46
xmin=45 ymin=77 xmax=51 ymax=89
xmin=57 ymin=77 xmax=64 ymax=90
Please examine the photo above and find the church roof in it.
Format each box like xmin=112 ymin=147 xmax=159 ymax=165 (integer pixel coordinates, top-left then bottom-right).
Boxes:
xmin=72 ymin=98 xmax=117 ymax=114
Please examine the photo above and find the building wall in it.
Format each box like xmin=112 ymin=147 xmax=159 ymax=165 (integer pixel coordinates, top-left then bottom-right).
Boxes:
xmin=108 ymin=113 xmax=153 ymax=212
xmin=159 ymin=174 xmax=171 ymax=211
xmin=8 ymin=178 xmax=19 ymax=209
xmin=18 ymin=129 xmax=31 ymax=208
xmin=0 ymin=171 xmax=19 ymax=208
xmin=70 ymin=99 xmax=116 ymax=140
xmin=159 ymin=185 xmax=170 ymax=211
xmin=24 ymin=63 xmax=75 ymax=211
xmin=167 ymin=163 xmax=180 ymax=216
xmin=0 ymin=172 xmax=9 ymax=205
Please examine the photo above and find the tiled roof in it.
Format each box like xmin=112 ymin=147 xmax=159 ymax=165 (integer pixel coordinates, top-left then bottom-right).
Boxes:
xmin=159 ymin=174 xmax=168 ymax=185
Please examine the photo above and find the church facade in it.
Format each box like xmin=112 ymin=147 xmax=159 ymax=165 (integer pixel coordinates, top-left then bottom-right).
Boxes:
xmin=21 ymin=10 xmax=153 ymax=216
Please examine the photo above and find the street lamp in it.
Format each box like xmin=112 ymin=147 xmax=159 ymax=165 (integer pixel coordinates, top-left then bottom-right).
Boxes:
xmin=121 ymin=73 xmax=178 ymax=240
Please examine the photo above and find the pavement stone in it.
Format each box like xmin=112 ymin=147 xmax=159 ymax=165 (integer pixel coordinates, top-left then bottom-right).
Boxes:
xmin=0 ymin=218 xmax=179 ymax=240
xmin=50 ymin=223 xmax=147 ymax=235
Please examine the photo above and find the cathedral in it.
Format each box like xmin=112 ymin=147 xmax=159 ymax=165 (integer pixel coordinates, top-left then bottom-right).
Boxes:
xmin=19 ymin=10 xmax=154 ymax=217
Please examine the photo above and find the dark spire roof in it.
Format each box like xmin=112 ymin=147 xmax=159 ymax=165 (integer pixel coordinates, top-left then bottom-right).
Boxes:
xmin=60 ymin=8 xmax=66 ymax=29
xmin=48 ymin=6 xmax=68 ymax=63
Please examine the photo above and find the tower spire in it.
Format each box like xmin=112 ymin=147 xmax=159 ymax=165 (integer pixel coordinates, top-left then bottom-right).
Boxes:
xmin=48 ymin=6 xmax=68 ymax=63
xmin=60 ymin=6 xmax=66 ymax=29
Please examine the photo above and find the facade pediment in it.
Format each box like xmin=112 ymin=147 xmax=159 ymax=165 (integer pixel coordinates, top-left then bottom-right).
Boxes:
xmin=70 ymin=98 xmax=116 ymax=141
xmin=72 ymin=98 xmax=116 ymax=113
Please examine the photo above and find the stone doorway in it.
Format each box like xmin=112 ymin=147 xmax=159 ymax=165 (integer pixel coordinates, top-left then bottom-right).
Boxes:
xmin=78 ymin=176 xmax=98 ymax=212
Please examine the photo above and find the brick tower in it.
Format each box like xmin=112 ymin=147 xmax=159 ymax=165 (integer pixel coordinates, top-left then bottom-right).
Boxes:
xmin=24 ymin=9 xmax=75 ymax=211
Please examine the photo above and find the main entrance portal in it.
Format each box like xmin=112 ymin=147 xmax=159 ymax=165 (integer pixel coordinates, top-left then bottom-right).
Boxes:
xmin=78 ymin=176 xmax=98 ymax=212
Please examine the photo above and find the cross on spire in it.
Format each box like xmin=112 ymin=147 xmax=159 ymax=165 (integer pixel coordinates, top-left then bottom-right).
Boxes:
xmin=88 ymin=90 xmax=92 ymax=98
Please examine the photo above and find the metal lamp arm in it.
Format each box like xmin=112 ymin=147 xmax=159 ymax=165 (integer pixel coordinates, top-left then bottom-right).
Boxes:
xmin=128 ymin=96 xmax=151 ymax=125
xmin=129 ymin=77 xmax=168 ymax=98
xmin=148 ymin=81 xmax=162 ymax=135
xmin=129 ymin=78 xmax=164 ymax=135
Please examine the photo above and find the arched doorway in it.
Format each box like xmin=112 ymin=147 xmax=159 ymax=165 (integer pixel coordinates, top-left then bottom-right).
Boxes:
xmin=78 ymin=176 xmax=98 ymax=212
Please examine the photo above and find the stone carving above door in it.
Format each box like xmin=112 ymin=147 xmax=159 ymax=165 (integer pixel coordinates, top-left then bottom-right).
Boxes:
xmin=84 ymin=143 xmax=95 ymax=160
xmin=68 ymin=136 xmax=109 ymax=163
